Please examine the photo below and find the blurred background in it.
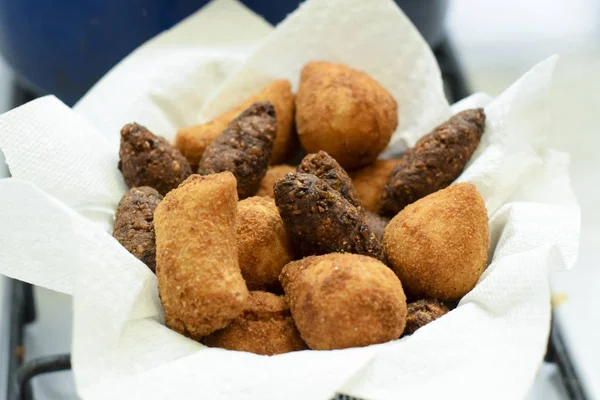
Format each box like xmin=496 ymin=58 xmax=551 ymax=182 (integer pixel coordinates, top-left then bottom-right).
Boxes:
xmin=0 ymin=0 xmax=598 ymax=399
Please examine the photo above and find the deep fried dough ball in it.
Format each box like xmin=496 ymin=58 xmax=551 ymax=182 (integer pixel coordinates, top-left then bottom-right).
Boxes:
xmin=380 ymin=109 xmax=486 ymax=216
xmin=256 ymin=165 xmax=296 ymax=198
xmin=403 ymin=299 xmax=449 ymax=336
xmin=119 ymin=123 xmax=192 ymax=196
xmin=384 ymin=183 xmax=489 ymax=301
xmin=155 ymin=173 xmax=249 ymax=339
xmin=297 ymin=150 xmax=361 ymax=208
xmin=198 ymin=102 xmax=277 ymax=199
xmin=350 ymin=159 xmax=398 ymax=213
xmin=202 ymin=291 xmax=307 ymax=355
xmin=273 ymin=172 xmax=382 ymax=260
xmin=295 ymin=61 xmax=398 ymax=170
xmin=364 ymin=211 xmax=389 ymax=244
xmin=113 ymin=187 xmax=163 ymax=272
xmin=175 ymin=80 xmax=296 ymax=167
xmin=280 ymin=253 xmax=407 ymax=350
xmin=237 ymin=197 xmax=293 ymax=292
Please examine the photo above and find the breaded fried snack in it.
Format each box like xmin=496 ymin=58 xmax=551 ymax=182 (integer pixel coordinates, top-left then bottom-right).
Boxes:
xmin=198 ymin=102 xmax=277 ymax=199
xmin=273 ymin=172 xmax=382 ymax=260
xmin=202 ymin=291 xmax=307 ymax=355
xmin=295 ymin=61 xmax=398 ymax=170
xmin=380 ymin=109 xmax=486 ymax=216
xmin=297 ymin=151 xmax=361 ymax=208
xmin=237 ymin=197 xmax=293 ymax=292
xmin=256 ymin=165 xmax=296 ymax=198
xmin=154 ymin=173 xmax=249 ymax=339
xmin=384 ymin=183 xmax=489 ymax=301
xmin=280 ymin=253 xmax=407 ymax=350
xmin=113 ymin=187 xmax=163 ymax=272
xmin=403 ymin=299 xmax=449 ymax=336
xmin=364 ymin=211 xmax=389 ymax=244
xmin=119 ymin=123 xmax=192 ymax=196
xmin=175 ymin=80 xmax=297 ymax=167
xmin=350 ymin=159 xmax=398 ymax=213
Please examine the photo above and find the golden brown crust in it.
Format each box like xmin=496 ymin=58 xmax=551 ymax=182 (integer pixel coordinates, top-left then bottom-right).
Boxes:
xmin=403 ymin=299 xmax=449 ymax=335
xmin=295 ymin=61 xmax=398 ymax=171
xmin=280 ymin=253 xmax=407 ymax=350
xmin=237 ymin=197 xmax=293 ymax=292
xmin=175 ymin=80 xmax=297 ymax=167
xmin=256 ymin=165 xmax=296 ymax=198
xmin=154 ymin=173 xmax=249 ymax=339
xmin=384 ymin=183 xmax=489 ymax=301
xmin=350 ymin=159 xmax=398 ymax=213
xmin=202 ymin=291 xmax=307 ymax=355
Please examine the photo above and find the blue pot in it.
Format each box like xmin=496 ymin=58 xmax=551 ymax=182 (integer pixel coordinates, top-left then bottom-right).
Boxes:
xmin=0 ymin=0 xmax=446 ymax=105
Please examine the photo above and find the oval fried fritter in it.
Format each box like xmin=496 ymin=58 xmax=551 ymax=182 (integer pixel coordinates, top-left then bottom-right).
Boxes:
xmin=280 ymin=253 xmax=407 ymax=350
xmin=403 ymin=299 xmax=449 ymax=336
xmin=297 ymin=150 xmax=361 ymax=209
xmin=380 ymin=109 xmax=486 ymax=216
xmin=118 ymin=123 xmax=192 ymax=196
xmin=202 ymin=291 xmax=307 ymax=355
xmin=256 ymin=165 xmax=296 ymax=198
xmin=350 ymin=159 xmax=398 ymax=213
xmin=198 ymin=101 xmax=277 ymax=199
xmin=113 ymin=187 xmax=163 ymax=272
xmin=273 ymin=172 xmax=382 ymax=260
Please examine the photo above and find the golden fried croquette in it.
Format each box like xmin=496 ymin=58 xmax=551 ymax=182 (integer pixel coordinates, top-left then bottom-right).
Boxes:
xmin=295 ymin=62 xmax=398 ymax=171
xmin=380 ymin=109 xmax=486 ymax=216
xmin=280 ymin=253 xmax=407 ymax=350
xmin=364 ymin=211 xmax=389 ymax=244
xmin=384 ymin=183 xmax=489 ymax=301
xmin=237 ymin=197 xmax=293 ymax=292
xmin=256 ymin=165 xmax=296 ymax=198
xmin=198 ymin=102 xmax=277 ymax=199
xmin=175 ymin=80 xmax=297 ymax=167
xmin=119 ymin=123 xmax=192 ymax=196
xmin=155 ymin=173 xmax=249 ymax=339
xmin=403 ymin=299 xmax=449 ymax=335
xmin=202 ymin=291 xmax=307 ymax=355
xmin=350 ymin=159 xmax=398 ymax=213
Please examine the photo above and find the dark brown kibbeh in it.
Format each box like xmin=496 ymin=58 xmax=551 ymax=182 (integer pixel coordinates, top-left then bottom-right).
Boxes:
xmin=403 ymin=299 xmax=450 ymax=336
xmin=113 ymin=186 xmax=163 ymax=272
xmin=273 ymin=172 xmax=383 ymax=260
xmin=118 ymin=123 xmax=192 ymax=196
xmin=380 ymin=108 xmax=486 ymax=216
xmin=198 ymin=101 xmax=277 ymax=199
xmin=364 ymin=211 xmax=389 ymax=243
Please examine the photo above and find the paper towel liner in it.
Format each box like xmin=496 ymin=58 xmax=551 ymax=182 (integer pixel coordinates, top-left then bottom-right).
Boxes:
xmin=0 ymin=0 xmax=580 ymax=399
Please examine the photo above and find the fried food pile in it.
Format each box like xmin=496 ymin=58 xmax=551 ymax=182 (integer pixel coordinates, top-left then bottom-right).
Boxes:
xmin=113 ymin=61 xmax=489 ymax=355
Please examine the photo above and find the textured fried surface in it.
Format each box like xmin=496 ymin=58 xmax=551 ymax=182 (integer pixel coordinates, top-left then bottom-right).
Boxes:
xmin=295 ymin=61 xmax=398 ymax=170
xmin=113 ymin=187 xmax=163 ymax=272
xmin=237 ymin=197 xmax=293 ymax=292
xmin=175 ymin=80 xmax=297 ymax=167
xmin=202 ymin=291 xmax=307 ymax=355
xmin=380 ymin=109 xmax=486 ymax=216
xmin=384 ymin=183 xmax=489 ymax=301
xmin=119 ymin=123 xmax=192 ymax=196
xmin=154 ymin=173 xmax=249 ymax=339
xmin=364 ymin=211 xmax=389 ymax=244
xmin=350 ymin=159 xmax=398 ymax=213
xmin=198 ymin=102 xmax=277 ymax=199
xmin=256 ymin=165 xmax=296 ymax=198
xmin=297 ymin=151 xmax=361 ymax=208
xmin=273 ymin=172 xmax=382 ymax=260
xmin=280 ymin=253 xmax=407 ymax=350
xmin=404 ymin=299 xmax=449 ymax=335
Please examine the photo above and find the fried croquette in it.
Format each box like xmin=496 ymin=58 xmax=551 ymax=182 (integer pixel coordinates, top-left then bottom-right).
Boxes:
xmin=237 ymin=197 xmax=293 ymax=292
xmin=280 ymin=253 xmax=407 ymax=350
xmin=256 ymin=165 xmax=296 ymax=198
xmin=273 ymin=172 xmax=382 ymax=260
xmin=154 ymin=173 xmax=249 ymax=339
xmin=364 ymin=211 xmax=389 ymax=244
xmin=403 ymin=299 xmax=449 ymax=336
xmin=380 ymin=109 xmax=486 ymax=216
xmin=175 ymin=80 xmax=297 ymax=167
xmin=198 ymin=102 xmax=277 ymax=199
xmin=202 ymin=291 xmax=307 ymax=355
xmin=118 ymin=123 xmax=192 ymax=196
xmin=297 ymin=151 xmax=361 ymax=209
xmin=113 ymin=187 xmax=163 ymax=272
xmin=350 ymin=159 xmax=398 ymax=213
xmin=295 ymin=61 xmax=398 ymax=170
xmin=384 ymin=183 xmax=489 ymax=301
